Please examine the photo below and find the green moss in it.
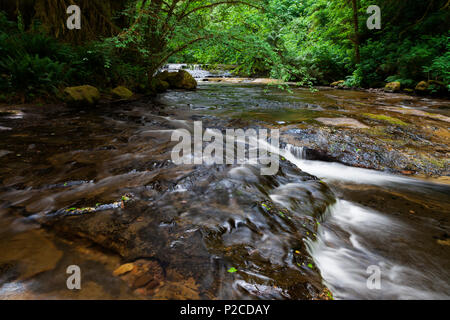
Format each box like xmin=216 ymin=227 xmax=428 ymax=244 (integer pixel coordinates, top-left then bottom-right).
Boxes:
xmin=422 ymin=156 xmax=447 ymax=169
xmin=362 ymin=113 xmax=408 ymax=126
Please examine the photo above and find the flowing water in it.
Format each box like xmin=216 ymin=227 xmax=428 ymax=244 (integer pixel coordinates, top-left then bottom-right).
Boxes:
xmin=0 ymin=74 xmax=449 ymax=299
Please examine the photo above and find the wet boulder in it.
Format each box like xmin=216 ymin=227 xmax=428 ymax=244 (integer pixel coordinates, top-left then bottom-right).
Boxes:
xmin=415 ymin=80 xmax=448 ymax=95
xmin=154 ymin=70 xmax=171 ymax=82
xmin=150 ymin=78 xmax=170 ymax=93
xmin=428 ymin=80 xmax=448 ymax=94
xmin=155 ymin=70 xmax=197 ymax=90
xmin=415 ymin=81 xmax=429 ymax=93
xmin=111 ymin=86 xmax=134 ymax=99
xmin=384 ymin=81 xmax=401 ymax=93
xmin=64 ymin=85 xmax=100 ymax=106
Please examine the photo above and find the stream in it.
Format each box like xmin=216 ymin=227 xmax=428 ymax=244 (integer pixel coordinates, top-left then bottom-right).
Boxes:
xmin=0 ymin=67 xmax=449 ymax=300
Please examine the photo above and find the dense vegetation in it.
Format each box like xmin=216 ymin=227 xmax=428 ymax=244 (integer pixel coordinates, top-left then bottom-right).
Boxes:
xmin=179 ymin=0 xmax=449 ymax=89
xmin=0 ymin=0 xmax=448 ymax=101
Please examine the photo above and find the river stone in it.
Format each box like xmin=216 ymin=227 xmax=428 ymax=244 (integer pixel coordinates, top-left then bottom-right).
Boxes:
xmin=113 ymin=263 xmax=134 ymax=276
xmin=251 ymin=78 xmax=282 ymax=85
xmin=0 ymin=150 xmax=11 ymax=158
xmin=0 ymin=230 xmax=63 ymax=280
xmin=169 ymin=70 xmax=197 ymax=90
xmin=202 ymin=77 xmax=253 ymax=83
xmin=384 ymin=82 xmax=401 ymax=93
xmin=415 ymin=81 xmax=429 ymax=93
xmin=381 ymin=106 xmax=450 ymax=123
xmin=316 ymin=117 xmax=370 ymax=129
xmin=64 ymin=85 xmax=100 ymax=106
xmin=437 ymin=239 xmax=450 ymax=246
xmin=111 ymin=86 xmax=133 ymax=99
xmin=154 ymin=70 xmax=171 ymax=82
xmin=150 ymin=78 xmax=170 ymax=93
xmin=330 ymin=80 xmax=345 ymax=87
xmin=155 ymin=70 xmax=197 ymax=90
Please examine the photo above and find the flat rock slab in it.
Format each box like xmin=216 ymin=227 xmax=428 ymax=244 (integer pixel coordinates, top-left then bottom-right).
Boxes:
xmin=381 ymin=106 xmax=450 ymax=123
xmin=201 ymin=78 xmax=250 ymax=83
xmin=316 ymin=117 xmax=370 ymax=129
xmin=200 ymin=78 xmax=283 ymax=84
xmin=0 ymin=230 xmax=63 ymax=280
xmin=251 ymin=78 xmax=283 ymax=84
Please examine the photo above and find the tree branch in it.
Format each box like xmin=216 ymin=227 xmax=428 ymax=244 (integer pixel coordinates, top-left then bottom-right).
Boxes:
xmin=179 ymin=1 xmax=262 ymax=20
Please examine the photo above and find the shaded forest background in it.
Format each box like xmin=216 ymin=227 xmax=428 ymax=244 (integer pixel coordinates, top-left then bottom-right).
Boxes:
xmin=0 ymin=0 xmax=448 ymax=101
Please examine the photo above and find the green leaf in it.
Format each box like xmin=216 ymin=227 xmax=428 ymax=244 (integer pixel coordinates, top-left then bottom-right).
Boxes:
xmin=227 ymin=267 xmax=238 ymax=273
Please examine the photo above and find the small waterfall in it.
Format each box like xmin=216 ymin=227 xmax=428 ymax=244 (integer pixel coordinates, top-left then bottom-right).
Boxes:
xmin=160 ymin=63 xmax=232 ymax=80
xmin=306 ymin=200 xmax=450 ymax=299
xmin=284 ymin=144 xmax=306 ymax=160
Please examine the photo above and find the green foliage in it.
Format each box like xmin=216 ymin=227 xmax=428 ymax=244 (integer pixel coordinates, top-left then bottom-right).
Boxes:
xmin=178 ymin=0 xmax=449 ymax=90
xmin=2 ymin=0 xmax=449 ymax=99
xmin=0 ymin=11 xmax=148 ymax=100
xmin=424 ymin=38 xmax=450 ymax=89
xmin=345 ymin=66 xmax=363 ymax=88
xmin=0 ymin=54 xmax=68 ymax=95
xmin=0 ymin=13 xmax=73 ymax=98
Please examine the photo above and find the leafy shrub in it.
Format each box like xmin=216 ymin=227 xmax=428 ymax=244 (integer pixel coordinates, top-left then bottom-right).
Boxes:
xmin=0 ymin=54 xmax=69 ymax=95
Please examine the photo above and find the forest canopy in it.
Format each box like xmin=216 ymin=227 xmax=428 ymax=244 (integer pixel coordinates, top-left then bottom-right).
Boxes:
xmin=0 ymin=0 xmax=449 ymax=101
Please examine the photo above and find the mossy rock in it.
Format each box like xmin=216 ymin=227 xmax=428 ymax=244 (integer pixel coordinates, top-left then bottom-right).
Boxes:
xmin=415 ymin=80 xmax=447 ymax=95
xmin=330 ymin=80 xmax=345 ymax=87
xmin=363 ymin=113 xmax=408 ymax=126
xmin=150 ymin=78 xmax=170 ymax=93
xmin=155 ymin=70 xmax=171 ymax=82
xmin=428 ymin=80 xmax=447 ymax=94
xmin=415 ymin=81 xmax=429 ymax=93
xmin=384 ymin=82 xmax=401 ymax=93
xmin=111 ymin=86 xmax=133 ymax=99
xmin=155 ymin=70 xmax=197 ymax=90
xmin=64 ymin=85 xmax=100 ymax=106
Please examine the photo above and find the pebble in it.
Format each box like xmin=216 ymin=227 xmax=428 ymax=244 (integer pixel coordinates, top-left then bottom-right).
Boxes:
xmin=113 ymin=263 xmax=134 ymax=276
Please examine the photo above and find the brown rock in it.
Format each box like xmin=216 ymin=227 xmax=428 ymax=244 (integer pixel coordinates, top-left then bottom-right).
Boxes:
xmin=113 ymin=263 xmax=134 ymax=276
xmin=330 ymin=80 xmax=345 ymax=87
xmin=415 ymin=81 xmax=429 ymax=92
xmin=133 ymin=274 xmax=154 ymax=288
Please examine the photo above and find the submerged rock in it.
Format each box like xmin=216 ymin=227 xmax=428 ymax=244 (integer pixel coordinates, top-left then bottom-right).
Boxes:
xmin=316 ymin=117 xmax=370 ymax=129
xmin=40 ymin=160 xmax=334 ymax=299
xmin=64 ymin=85 xmax=100 ymax=106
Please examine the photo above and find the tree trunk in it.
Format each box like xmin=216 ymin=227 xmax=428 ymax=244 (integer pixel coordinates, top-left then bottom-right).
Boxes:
xmin=351 ymin=0 xmax=361 ymax=64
